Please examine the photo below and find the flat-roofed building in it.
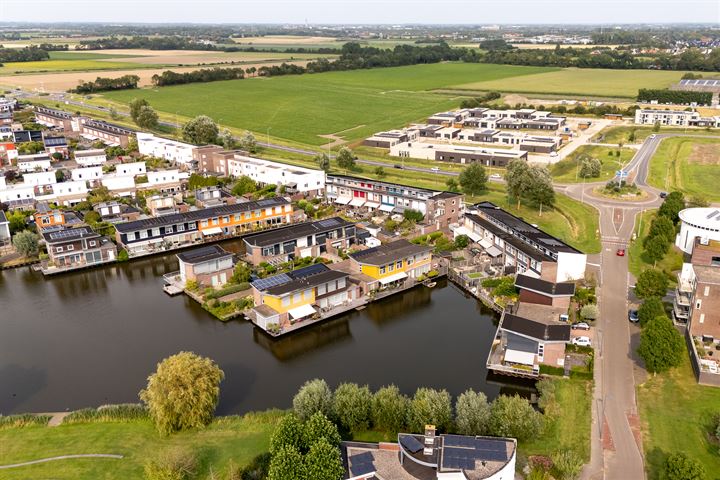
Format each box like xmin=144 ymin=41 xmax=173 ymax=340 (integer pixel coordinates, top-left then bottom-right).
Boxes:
xmin=137 ymin=133 xmax=198 ymax=167
xmin=34 ymin=106 xmax=76 ymax=131
xmin=71 ymin=166 xmax=104 ymax=183
xmin=80 ymin=120 xmax=133 ymax=147
xmin=227 ymin=155 xmax=325 ymax=195
xmin=17 ymin=154 xmax=52 ymax=173
xmin=390 ymin=142 xmax=528 ymax=167
xmin=23 ymin=170 xmax=56 ymax=187
xmin=633 ymin=108 xmax=720 ymax=127
xmin=101 ymin=174 xmax=136 ymax=196
xmin=74 ymin=149 xmax=107 ymax=167
xmin=115 ymin=161 xmax=146 ymax=177
xmin=43 ymin=136 xmax=69 ymax=158
xmin=146 ymin=169 xmax=183 ymax=192
xmin=363 ymin=129 xmax=417 ymax=148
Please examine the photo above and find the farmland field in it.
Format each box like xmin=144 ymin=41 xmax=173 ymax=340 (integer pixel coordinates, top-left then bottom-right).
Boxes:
xmin=47 ymin=51 xmax=146 ymax=60
xmin=104 ymin=63 xmax=556 ymax=145
xmin=0 ymin=59 xmax=157 ymax=74
xmin=451 ymin=68 xmax=693 ymax=98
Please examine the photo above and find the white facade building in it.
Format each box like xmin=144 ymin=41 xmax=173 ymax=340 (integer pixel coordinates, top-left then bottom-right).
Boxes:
xmin=23 ymin=171 xmax=56 ymax=187
xmin=116 ymin=161 xmax=146 ymax=177
xmin=71 ymin=166 xmax=104 ymax=182
xmin=102 ymin=175 xmax=136 ymax=196
xmin=137 ymin=133 xmax=196 ymax=166
xmin=228 ymin=155 xmax=325 ymax=194
xmin=74 ymin=149 xmax=107 ymax=167
xmin=676 ymin=208 xmax=720 ymax=254
xmin=0 ymin=183 xmax=35 ymax=203
xmin=17 ymin=155 xmax=52 ymax=173
xmin=147 ymin=169 xmax=181 ymax=186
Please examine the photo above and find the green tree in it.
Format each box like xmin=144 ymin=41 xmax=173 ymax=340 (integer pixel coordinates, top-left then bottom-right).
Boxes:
xmin=268 ymin=445 xmax=306 ymax=480
xmin=653 ymin=121 xmax=661 ymax=132
xmin=505 ymin=158 xmax=530 ymax=208
xmin=304 ymin=411 xmax=342 ymax=449
xmin=445 ymin=178 xmax=460 ymax=192
xmin=314 ymin=153 xmax=330 ymax=172
xmin=635 ymin=269 xmax=669 ymax=299
xmin=182 ymin=115 xmax=219 ymax=145
xmin=270 ymin=413 xmax=306 ymax=455
xmin=644 ymin=234 xmax=670 ymax=265
xmin=7 ymin=210 xmax=27 ymax=233
xmin=219 ymin=129 xmax=237 ymax=150
xmin=638 ymin=297 xmax=667 ymax=327
xmin=646 ymin=215 xmax=676 ymax=244
xmin=12 ymin=230 xmax=39 ymax=257
xmin=333 ymin=383 xmax=372 ymax=432
xmin=187 ymin=173 xmax=219 ymax=190
xmin=403 ymin=209 xmax=424 ymax=223
xmin=579 ymin=157 xmax=601 ymax=178
xmin=129 ymin=98 xmax=149 ymax=122
xmin=455 ymin=389 xmax=490 ymax=436
xmin=488 ymin=395 xmax=543 ymax=441
xmin=458 ymin=163 xmax=488 ymax=195
xmin=580 ymin=304 xmax=599 ymax=320
xmin=304 ymin=437 xmax=344 ymax=480
xmin=83 ymin=210 xmax=101 ymax=226
xmin=664 ymin=452 xmax=706 ymax=480
xmin=139 ymin=351 xmax=224 ymax=435
xmin=371 ymin=385 xmax=409 ymax=433
xmin=231 ymin=175 xmax=257 ymax=196
xmin=230 ymin=262 xmax=252 ymax=284
xmin=638 ymin=316 xmax=684 ymax=373
xmin=409 ymin=387 xmax=453 ymax=432
xmin=135 ymin=105 xmax=159 ymax=130
xmin=336 ymin=147 xmax=356 ymax=171
xmin=628 ymin=130 xmax=636 ymax=143
xmin=374 ymin=166 xmax=386 ymax=178
xmin=658 ymin=191 xmax=685 ymax=225
xmin=526 ymin=165 xmax=555 ymax=207
xmin=454 ymin=234 xmax=470 ymax=250
xmin=239 ymin=131 xmax=257 ymax=153
xmin=293 ymin=378 xmax=334 ymax=421
xmin=551 ymin=450 xmax=584 ymax=480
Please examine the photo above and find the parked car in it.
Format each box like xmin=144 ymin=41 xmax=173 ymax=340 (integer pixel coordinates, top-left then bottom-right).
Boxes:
xmin=549 ymin=151 xmax=558 ymax=157
xmin=430 ymin=167 xmax=440 ymax=172
xmin=572 ymin=322 xmax=591 ymax=330
xmin=393 ymin=164 xmax=403 ymax=169
xmin=490 ymin=173 xmax=502 ymax=179
xmin=659 ymin=191 xmax=668 ymax=198
xmin=629 ymin=310 xmax=639 ymax=323
xmin=616 ymin=248 xmax=625 ymax=256
xmin=572 ymin=336 xmax=592 ymax=347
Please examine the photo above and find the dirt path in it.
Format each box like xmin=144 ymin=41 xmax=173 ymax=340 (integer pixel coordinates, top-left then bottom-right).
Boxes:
xmin=47 ymin=412 xmax=70 ymax=427
xmin=0 ymin=454 xmax=124 ymax=469
xmin=318 ymin=124 xmax=366 ymax=148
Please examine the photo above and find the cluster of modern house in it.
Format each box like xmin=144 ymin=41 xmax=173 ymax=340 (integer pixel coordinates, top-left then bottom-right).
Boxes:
xmin=634 ymin=108 xmax=720 ymax=127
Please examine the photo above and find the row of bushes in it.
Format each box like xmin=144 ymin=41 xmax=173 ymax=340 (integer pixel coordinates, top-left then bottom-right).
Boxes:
xmin=63 ymin=403 xmax=149 ymax=424
xmin=0 ymin=413 xmax=52 ymax=429
xmin=70 ymin=74 xmax=140 ymax=94
xmin=150 ymin=67 xmax=246 ymax=87
xmin=637 ymin=88 xmax=713 ymax=106
xmin=204 ymin=282 xmax=251 ymax=300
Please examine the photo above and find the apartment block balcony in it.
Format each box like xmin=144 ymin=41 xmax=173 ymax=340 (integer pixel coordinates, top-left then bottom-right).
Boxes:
xmin=677 ymin=272 xmax=694 ymax=294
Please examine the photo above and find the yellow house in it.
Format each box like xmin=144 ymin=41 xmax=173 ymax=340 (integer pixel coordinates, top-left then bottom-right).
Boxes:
xmin=349 ymin=239 xmax=433 ymax=285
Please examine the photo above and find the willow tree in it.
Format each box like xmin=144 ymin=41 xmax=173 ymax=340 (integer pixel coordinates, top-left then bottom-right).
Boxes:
xmin=140 ymin=351 xmax=224 ymax=435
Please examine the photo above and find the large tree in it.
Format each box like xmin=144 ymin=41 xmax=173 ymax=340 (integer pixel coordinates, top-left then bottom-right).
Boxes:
xmin=135 ymin=105 xmax=159 ymax=130
xmin=139 ymin=351 xmax=224 ymax=435
xmin=315 ymin=153 xmax=331 ymax=172
xmin=304 ymin=437 xmax=344 ymax=480
xmin=231 ymin=175 xmax=257 ymax=196
xmin=12 ymin=230 xmax=39 ymax=257
xmin=579 ymin=157 xmax=601 ymax=178
xmin=335 ymin=147 xmax=356 ymax=171
xmin=304 ymin=411 xmax=342 ymax=449
xmin=182 ymin=115 xmax=219 ymax=145
xmin=270 ymin=413 xmax=306 ymax=455
xmin=239 ymin=131 xmax=258 ymax=153
xmin=333 ymin=382 xmax=372 ymax=432
xmin=219 ymin=129 xmax=237 ymax=150
xmin=658 ymin=191 xmax=685 ymax=225
xmin=664 ymin=452 xmax=706 ymax=480
xmin=637 ymin=316 xmax=685 ymax=373
xmin=293 ymin=378 xmax=334 ymax=421
xmin=458 ymin=163 xmax=488 ymax=195
xmin=646 ymin=215 xmax=676 ymax=244
xmin=371 ymin=385 xmax=409 ymax=433
xmin=644 ymin=234 xmax=670 ymax=265
xmin=635 ymin=269 xmax=669 ymax=299
xmin=268 ymin=445 xmax=306 ymax=480
xmin=505 ymin=158 xmax=530 ymax=208
xmin=129 ymin=97 xmax=149 ymax=122
xmin=408 ymin=387 xmax=453 ymax=432
xmin=638 ymin=297 xmax=667 ymax=327
xmin=455 ymin=389 xmax=491 ymax=436
xmin=488 ymin=395 xmax=543 ymax=441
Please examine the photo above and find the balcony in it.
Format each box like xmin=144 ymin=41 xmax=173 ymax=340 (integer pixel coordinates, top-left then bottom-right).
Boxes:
xmin=677 ymin=273 xmax=694 ymax=294
xmin=675 ymin=289 xmax=692 ymax=307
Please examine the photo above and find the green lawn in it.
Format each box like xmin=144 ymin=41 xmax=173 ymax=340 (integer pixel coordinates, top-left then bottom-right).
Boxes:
xmin=595 ymin=126 xmax=720 ymax=144
xmin=647 ymin=137 xmax=720 ymax=203
xmin=638 ymin=351 xmax=720 ymax=479
xmin=0 ymin=59 xmax=157 ymax=74
xmin=102 ymin=63 xmax=555 ymax=145
xmin=551 ymin=145 xmax=636 ymax=184
xmin=628 ymin=209 xmax=684 ymax=282
xmin=451 ymin=68 xmax=693 ymax=99
xmin=0 ymin=411 xmax=281 ymax=479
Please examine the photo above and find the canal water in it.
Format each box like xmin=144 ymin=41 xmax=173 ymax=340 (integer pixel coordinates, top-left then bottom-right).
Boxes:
xmin=0 ymin=242 xmax=532 ymax=415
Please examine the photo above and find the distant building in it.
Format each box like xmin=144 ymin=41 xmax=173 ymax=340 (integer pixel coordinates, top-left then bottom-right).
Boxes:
xmin=177 ymin=245 xmax=235 ymax=288
xmin=80 ymin=120 xmax=134 ymax=147
xmin=634 ymin=109 xmax=720 ymax=127
xmin=43 ymin=136 xmax=69 ymax=158
xmin=227 ymin=154 xmax=326 ymax=196
xmin=362 ymin=129 xmax=417 ymax=148
xmin=34 ymin=106 xmax=76 ymax=131
xmin=13 ymin=130 xmax=42 ymax=143
xmin=93 ymin=201 xmax=141 ymax=224
xmin=17 ymin=154 xmax=52 ymax=173
xmin=390 ymin=142 xmax=528 ymax=166
xmin=115 ymin=161 xmax=146 ymax=177
xmin=137 ymin=133 xmax=198 ymax=167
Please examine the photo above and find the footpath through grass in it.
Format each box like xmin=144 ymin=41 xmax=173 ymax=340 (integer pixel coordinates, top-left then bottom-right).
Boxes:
xmin=551 ymin=145 xmax=636 ymax=184
xmin=0 ymin=411 xmax=281 ymax=480
xmin=647 ymin=136 xmax=720 ymax=203
xmin=638 ymin=351 xmax=720 ymax=479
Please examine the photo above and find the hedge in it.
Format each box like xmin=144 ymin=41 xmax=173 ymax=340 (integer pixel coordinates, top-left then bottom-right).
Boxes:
xmin=63 ymin=404 xmax=149 ymax=424
xmin=637 ymin=88 xmax=712 ymax=106
xmin=205 ymin=282 xmax=251 ymax=300
xmin=539 ymin=364 xmax=565 ymax=376
xmin=0 ymin=413 xmax=51 ymax=429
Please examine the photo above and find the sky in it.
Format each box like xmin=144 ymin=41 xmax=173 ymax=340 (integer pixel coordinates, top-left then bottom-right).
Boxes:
xmin=0 ymin=0 xmax=718 ymax=25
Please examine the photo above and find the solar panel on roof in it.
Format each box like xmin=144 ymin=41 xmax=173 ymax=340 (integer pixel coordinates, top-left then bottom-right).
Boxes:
xmin=317 ymin=218 xmax=339 ymax=228
xmin=400 ymin=435 xmax=424 ymax=453
xmin=251 ymin=273 xmax=291 ymax=291
xmin=349 ymin=461 xmax=375 ymax=476
xmin=288 ymin=263 xmax=327 ymax=280
xmin=473 ymin=438 xmax=508 ymax=453
xmin=350 ymin=451 xmax=374 ymax=464
xmin=706 ymin=210 xmax=719 ymax=219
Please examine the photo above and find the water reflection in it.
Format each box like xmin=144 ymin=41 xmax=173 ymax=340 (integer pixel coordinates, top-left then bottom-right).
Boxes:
xmin=253 ymin=318 xmax=353 ymax=362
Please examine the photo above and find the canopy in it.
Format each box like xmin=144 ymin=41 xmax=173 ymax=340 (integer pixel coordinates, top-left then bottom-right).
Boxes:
xmin=379 ymin=271 xmax=408 ymax=285
xmin=504 ymin=349 xmax=536 ymax=366
xmin=334 ymin=196 xmax=352 ymax=205
xmin=479 ymin=238 xmax=493 ymax=249
xmin=379 ymin=204 xmax=394 ymax=213
xmin=455 ymin=226 xmax=481 ymax=243
xmin=201 ymin=227 xmax=223 ymax=235
xmin=349 ymin=197 xmax=366 ymax=207
xmin=486 ymin=246 xmax=503 ymax=258
xmin=364 ymin=201 xmax=381 ymax=209
xmin=288 ymin=303 xmax=316 ymax=320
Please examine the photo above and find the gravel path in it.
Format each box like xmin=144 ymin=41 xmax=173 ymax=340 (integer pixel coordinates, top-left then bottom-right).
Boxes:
xmin=0 ymin=454 xmax=123 ymax=469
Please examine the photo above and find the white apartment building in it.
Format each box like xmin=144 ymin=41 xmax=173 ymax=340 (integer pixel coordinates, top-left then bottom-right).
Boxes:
xmin=36 ymin=180 xmax=88 ymax=206
xmin=147 ymin=169 xmax=181 ymax=186
xmin=74 ymin=149 xmax=107 ymax=167
xmin=101 ymin=175 xmax=136 ymax=196
xmin=137 ymin=133 xmax=196 ymax=166
xmin=17 ymin=154 xmax=52 ymax=173
xmin=228 ymin=155 xmax=325 ymax=194
xmin=115 ymin=161 xmax=146 ymax=177
xmin=0 ymin=183 xmax=35 ymax=203
xmin=23 ymin=171 xmax=56 ymax=187
xmin=634 ymin=109 xmax=720 ymax=127
xmin=71 ymin=166 xmax=104 ymax=182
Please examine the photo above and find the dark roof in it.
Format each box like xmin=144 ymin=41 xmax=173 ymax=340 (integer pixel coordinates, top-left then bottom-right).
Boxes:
xmin=41 ymin=226 xmax=100 ymax=244
xmin=465 ymin=213 xmax=549 ymax=262
xmin=501 ymin=313 xmax=570 ymax=342
xmin=515 ymin=274 xmax=575 ymax=296
xmin=349 ymin=239 xmax=432 ymax=266
xmin=177 ymin=245 xmax=232 ymax=264
xmin=83 ymin=120 xmax=134 ymax=136
xmin=432 ymin=191 xmax=463 ymax=200
xmin=13 ymin=130 xmax=43 ymax=143
xmin=43 ymin=136 xmax=67 ymax=147
xmin=0 ymin=211 xmax=7 ymax=223
xmin=115 ymin=197 xmax=288 ymax=233
xmin=35 ymin=106 xmax=74 ymax=120
xmin=253 ymin=263 xmax=349 ymax=296
xmin=243 ymin=217 xmax=354 ymax=248
xmin=473 ymin=202 xmax=582 ymax=255
xmin=327 ymin=173 xmax=438 ymax=195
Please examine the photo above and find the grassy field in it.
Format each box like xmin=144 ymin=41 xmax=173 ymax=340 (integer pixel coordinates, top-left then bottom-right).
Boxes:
xmin=638 ymin=351 xmax=720 ymax=479
xmin=0 ymin=59 xmax=157 ymax=74
xmin=647 ymin=137 xmax=720 ymax=203
xmin=47 ymin=51 xmax=146 ymax=60
xmin=0 ymin=411 xmax=281 ymax=479
xmin=628 ymin=210 xmax=684 ymax=283
xmin=595 ymin=126 xmax=720 ymax=144
xmin=551 ymin=145 xmax=636 ymax=183
xmin=102 ymin=63 xmax=555 ymax=145
xmin=451 ymin=68 xmax=693 ymax=99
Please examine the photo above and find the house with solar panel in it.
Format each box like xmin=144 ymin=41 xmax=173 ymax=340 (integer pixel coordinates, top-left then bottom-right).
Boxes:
xmin=242 ymin=217 xmax=357 ymax=266
xmin=349 ymin=239 xmax=435 ymax=292
xmin=453 ymin=202 xmax=587 ymax=282
xmin=43 ymin=136 xmax=69 ymax=159
xmin=177 ymin=245 xmax=235 ymax=289
xmin=249 ymin=263 xmax=361 ymax=333
xmin=40 ymin=226 xmax=117 ymax=274
xmin=344 ymin=428 xmax=516 ymax=480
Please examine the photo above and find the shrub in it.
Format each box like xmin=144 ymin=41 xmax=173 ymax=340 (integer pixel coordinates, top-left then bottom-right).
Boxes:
xmin=371 ymin=385 xmax=409 ymax=433
xmin=185 ymin=280 xmax=199 ymax=292
xmin=333 ymin=382 xmax=372 ymax=432
xmin=488 ymin=395 xmax=543 ymax=441
xmin=143 ymin=447 xmax=197 ymax=480
xmin=664 ymin=452 xmax=706 ymax=480
xmin=304 ymin=411 xmax=342 ymax=449
xmin=204 ymin=283 xmax=249 ymax=299
xmin=64 ymin=404 xmax=149 ymax=424
xmin=580 ymin=304 xmax=599 ymax=320
xmin=551 ymin=450 xmax=584 ymax=480
xmin=455 ymin=389 xmax=490 ymax=436
xmin=0 ymin=413 xmax=51 ymax=429
xmin=267 ymin=445 xmax=306 ymax=480
xmin=539 ymin=365 xmax=565 ymax=376
xmin=409 ymin=387 xmax=453 ymax=432
xmin=270 ymin=413 xmax=305 ymax=455
xmin=304 ymin=437 xmax=345 ymax=480
xmin=293 ymin=378 xmax=334 ymax=421
xmin=637 ymin=316 xmax=684 ymax=373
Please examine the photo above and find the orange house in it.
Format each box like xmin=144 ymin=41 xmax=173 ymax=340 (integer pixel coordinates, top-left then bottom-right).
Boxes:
xmin=34 ymin=203 xmax=67 ymax=230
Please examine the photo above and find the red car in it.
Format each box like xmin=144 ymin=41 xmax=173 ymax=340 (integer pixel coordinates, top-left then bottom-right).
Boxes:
xmin=616 ymin=249 xmax=625 ymax=256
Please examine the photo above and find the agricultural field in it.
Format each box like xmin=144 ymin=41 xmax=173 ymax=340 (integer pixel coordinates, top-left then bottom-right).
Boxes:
xmin=647 ymin=136 xmax=720 ymax=202
xmin=550 ymin=145 xmax=636 ymax=183
xmin=103 ymin=62 xmax=555 ymax=145
xmin=70 ymin=49 xmax=337 ymax=65
xmin=230 ymin=35 xmax=418 ymax=51
xmin=451 ymin=68 xmax=693 ymax=99
xmin=0 ymin=59 xmax=156 ymax=75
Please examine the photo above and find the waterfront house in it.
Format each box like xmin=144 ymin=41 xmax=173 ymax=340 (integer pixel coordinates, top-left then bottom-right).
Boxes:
xmin=114 ymin=197 xmax=292 ymax=257
xmin=344 ymin=430 xmax=516 ymax=480
xmin=177 ymin=245 xmax=235 ymax=288
xmin=349 ymin=239 xmax=433 ymax=290
xmin=515 ymin=273 xmax=575 ymax=309
xmin=41 ymin=226 xmax=117 ymax=273
xmin=250 ymin=263 xmax=359 ymax=331
xmin=0 ymin=211 xmax=10 ymax=246
xmin=34 ymin=202 xmax=82 ymax=231
xmin=242 ymin=217 xmax=356 ymax=265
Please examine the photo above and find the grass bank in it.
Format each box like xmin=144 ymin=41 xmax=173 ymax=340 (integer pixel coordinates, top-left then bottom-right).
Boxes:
xmin=638 ymin=350 xmax=720 ymax=479
xmin=551 ymin=145 xmax=636 ymax=184
xmin=594 ymin=125 xmax=720 ymax=144
xmin=628 ymin=209 xmax=684 ymax=283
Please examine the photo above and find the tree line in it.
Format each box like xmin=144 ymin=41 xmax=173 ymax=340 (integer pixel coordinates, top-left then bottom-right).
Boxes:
xmin=150 ymin=67 xmax=245 ymax=86
xmin=0 ymin=46 xmax=50 ymax=63
xmin=637 ymin=89 xmax=713 ymax=106
xmin=70 ymin=74 xmax=140 ymax=94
